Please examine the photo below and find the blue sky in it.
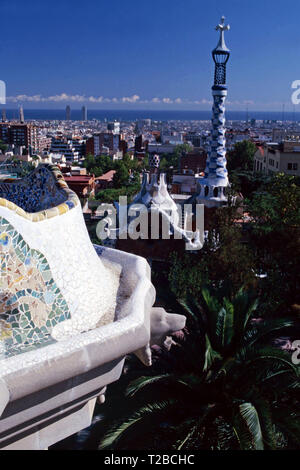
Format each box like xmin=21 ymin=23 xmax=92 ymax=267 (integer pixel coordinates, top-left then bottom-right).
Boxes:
xmin=1 ymin=0 xmax=300 ymax=110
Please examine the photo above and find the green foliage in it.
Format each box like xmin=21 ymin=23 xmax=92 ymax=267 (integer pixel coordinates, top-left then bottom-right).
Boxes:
xmin=83 ymin=152 xmax=140 ymax=186
xmin=75 ymin=149 xmax=300 ymax=452
xmin=227 ymin=140 xmax=257 ymax=172
xmin=95 ymin=183 xmax=140 ymax=204
xmin=158 ymin=144 xmax=193 ymax=172
xmin=174 ymin=143 xmax=193 ymax=159
xmin=168 ymin=203 xmax=256 ymax=299
xmin=98 ymin=289 xmax=298 ymax=450
xmin=113 ymin=161 xmax=130 ymax=188
xmin=230 ymin=170 xmax=271 ymax=198
xmin=248 ymin=172 xmax=300 ymax=233
xmin=0 ymin=139 xmax=7 ymax=153
xmin=246 ymin=172 xmax=300 ymax=312
xmin=83 ymin=153 xmax=114 ymax=177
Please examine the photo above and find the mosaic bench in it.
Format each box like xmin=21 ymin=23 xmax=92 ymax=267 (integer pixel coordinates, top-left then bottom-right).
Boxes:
xmin=0 ymin=164 xmax=185 ymax=449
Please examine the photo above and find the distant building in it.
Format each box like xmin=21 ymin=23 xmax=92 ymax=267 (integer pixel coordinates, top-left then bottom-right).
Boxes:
xmin=107 ymin=121 xmax=120 ymax=134
xmin=0 ymin=123 xmax=38 ymax=153
xmin=271 ymin=128 xmax=300 ymax=143
xmin=36 ymin=135 xmax=52 ymax=153
xmin=135 ymin=135 xmax=143 ymax=153
xmin=19 ymin=106 xmax=24 ymax=123
xmin=147 ymin=143 xmax=178 ymax=155
xmin=82 ymin=106 xmax=87 ymax=121
xmin=172 ymin=172 xmax=198 ymax=195
xmin=50 ymin=138 xmax=79 ymax=162
xmin=119 ymin=139 xmax=128 ymax=156
xmin=86 ymin=133 xmax=120 ymax=156
xmin=71 ymin=138 xmax=86 ymax=157
xmin=63 ymin=172 xmax=95 ymax=199
xmin=161 ymin=133 xmax=183 ymax=145
xmin=95 ymin=170 xmax=116 ymax=190
xmin=66 ymin=105 xmax=71 ymax=121
xmin=254 ymin=140 xmax=300 ymax=176
xmin=185 ymin=133 xmax=201 ymax=147
xmin=180 ymin=150 xmax=207 ymax=174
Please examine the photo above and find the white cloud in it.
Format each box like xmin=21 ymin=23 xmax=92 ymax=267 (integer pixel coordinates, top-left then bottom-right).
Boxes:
xmin=7 ymin=93 xmax=251 ymax=107
xmin=88 ymin=96 xmax=104 ymax=103
xmin=42 ymin=93 xmax=90 ymax=103
xmin=121 ymin=94 xmax=140 ymax=103
xmin=7 ymin=94 xmax=44 ymax=102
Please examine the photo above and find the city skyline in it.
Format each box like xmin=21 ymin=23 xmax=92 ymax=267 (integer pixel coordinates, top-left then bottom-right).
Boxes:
xmin=1 ymin=0 xmax=300 ymax=111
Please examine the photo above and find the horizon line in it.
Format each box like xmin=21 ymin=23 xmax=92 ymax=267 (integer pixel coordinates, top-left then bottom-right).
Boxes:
xmin=1 ymin=108 xmax=298 ymax=114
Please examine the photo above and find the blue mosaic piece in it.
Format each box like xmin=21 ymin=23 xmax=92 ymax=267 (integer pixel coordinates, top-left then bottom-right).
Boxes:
xmin=0 ymin=166 xmax=66 ymax=213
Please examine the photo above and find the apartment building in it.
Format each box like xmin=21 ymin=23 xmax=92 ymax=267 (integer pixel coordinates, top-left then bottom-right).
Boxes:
xmin=0 ymin=123 xmax=38 ymax=153
xmin=86 ymin=133 xmax=120 ymax=156
xmin=254 ymin=140 xmax=300 ymax=176
xmin=50 ymin=138 xmax=79 ymax=162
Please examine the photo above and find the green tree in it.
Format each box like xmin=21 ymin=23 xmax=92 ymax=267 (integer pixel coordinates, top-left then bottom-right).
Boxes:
xmin=247 ymin=172 xmax=300 ymax=313
xmin=83 ymin=153 xmax=114 ymax=176
xmin=174 ymin=143 xmax=193 ymax=160
xmin=0 ymin=140 xmax=7 ymax=153
xmin=227 ymin=140 xmax=257 ymax=172
xmin=98 ymin=289 xmax=298 ymax=450
xmin=113 ymin=162 xmax=130 ymax=188
xmin=168 ymin=202 xmax=256 ymax=299
xmin=230 ymin=170 xmax=271 ymax=199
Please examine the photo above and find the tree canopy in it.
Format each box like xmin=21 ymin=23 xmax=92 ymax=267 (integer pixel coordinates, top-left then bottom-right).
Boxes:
xmin=227 ymin=140 xmax=257 ymax=172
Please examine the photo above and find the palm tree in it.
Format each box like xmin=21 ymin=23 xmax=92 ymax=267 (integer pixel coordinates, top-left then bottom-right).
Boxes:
xmin=99 ymin=288 xmax=299 ymax=450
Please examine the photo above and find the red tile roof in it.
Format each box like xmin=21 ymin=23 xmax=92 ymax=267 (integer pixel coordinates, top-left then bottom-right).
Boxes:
xmin=95 ymin=170 xmax=116 ymax=182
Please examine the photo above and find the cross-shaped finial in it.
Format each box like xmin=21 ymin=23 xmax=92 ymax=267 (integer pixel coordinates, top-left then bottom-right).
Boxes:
xmin=216 ymin=16 xmax=230 ymax=33
xmin=215 ymin=16 xmax=230 ymax=51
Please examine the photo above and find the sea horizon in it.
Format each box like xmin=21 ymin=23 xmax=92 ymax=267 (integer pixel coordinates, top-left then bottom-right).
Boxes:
xmin=1 ymin=108 xmax=299 ymax=123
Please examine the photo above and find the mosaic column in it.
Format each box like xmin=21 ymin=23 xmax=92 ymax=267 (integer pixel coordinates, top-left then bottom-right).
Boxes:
xmin=201 ymin=16 xmax=230 ymax=203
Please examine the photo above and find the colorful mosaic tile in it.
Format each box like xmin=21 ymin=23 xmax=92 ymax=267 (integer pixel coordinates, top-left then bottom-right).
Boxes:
xmin=0 ymin=216 xmax=71 ymax=358
xmin=0 ymin=164 xmax=79 ymax=221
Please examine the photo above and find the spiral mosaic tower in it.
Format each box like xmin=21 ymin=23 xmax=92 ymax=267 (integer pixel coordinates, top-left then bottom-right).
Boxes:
xmin=200 ymin=16 xmax=230 ymax=205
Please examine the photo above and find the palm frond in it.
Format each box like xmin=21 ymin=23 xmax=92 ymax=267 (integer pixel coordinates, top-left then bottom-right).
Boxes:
xmin=245 ymin=318 xmax=295 ymax=347
xmin=232 ymin=402 xmax=264 ymax=450
xmin=244 ymin=346 xmax=299 ymax=375
xmin=201 ymin=288 xmax=221 ymax=325
xmin=232 ymin=288 xmax=258 ymax=339
xmin=99 ymin=400 xmax=176 ymax=449
xmin=203 ymin=334 xmax=222 ymax=371
xmin=254 ymin=399 xmax=276 ymax=450
xmin=126 ymin=374 xmax=173 ymax=397
xmin=215 ymin=301 xmax=234 ymax=350
xmin=176 ymin=298 xmax=200 ymax=324
xmin=177 ymin=424 xmax=198 ymax=450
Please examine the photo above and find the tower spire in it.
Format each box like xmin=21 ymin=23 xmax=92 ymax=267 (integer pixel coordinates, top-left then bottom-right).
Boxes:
xmin=198 ymin=16 xmax=231 ymax=207
xmin=215 ymin=16 xmax=230 ymax=52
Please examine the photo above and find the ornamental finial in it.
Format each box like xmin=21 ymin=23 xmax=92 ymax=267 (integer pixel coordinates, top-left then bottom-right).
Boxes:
xmin=215 ymin=16 xmax=230 ymax=52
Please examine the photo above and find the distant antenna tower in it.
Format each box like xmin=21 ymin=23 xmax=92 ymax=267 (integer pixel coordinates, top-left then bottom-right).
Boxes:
xmin=66 ymin=105 xmax=71 ymax=121
xmin=19 ymin=105 xmax=24 ymax=123
xmin=282 ymin=103 xmax=285 ymax=124
xmin=246 ymin=104 xmax=249 ymax=124
xmin=2 ymin=109 xmax=6 ymax=122
xmin=293 ymin=104 xmax=296 ymax=128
